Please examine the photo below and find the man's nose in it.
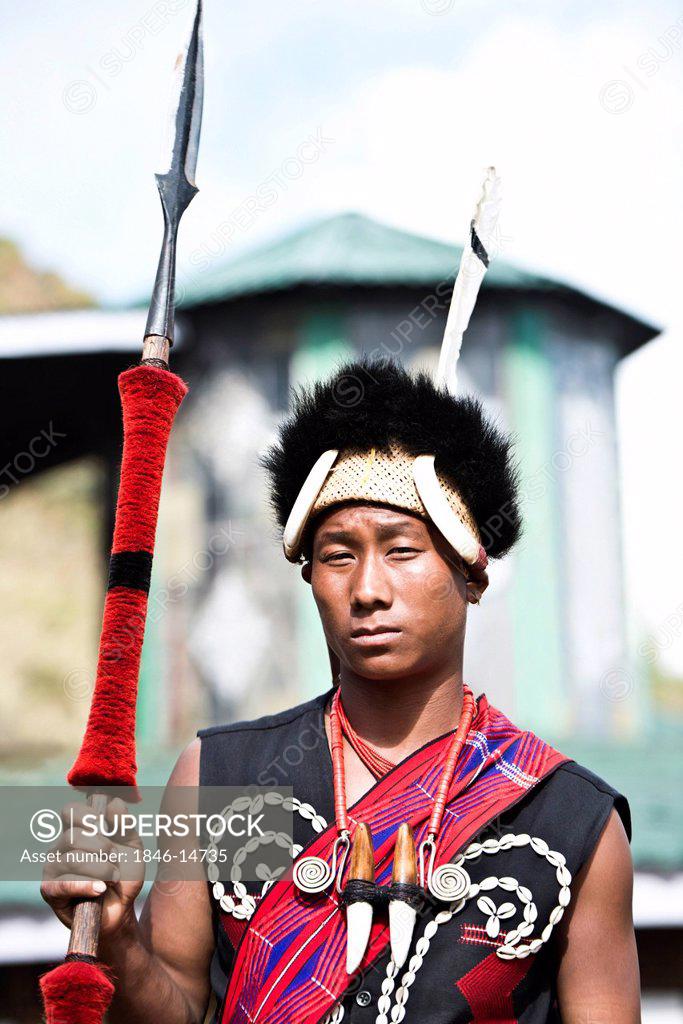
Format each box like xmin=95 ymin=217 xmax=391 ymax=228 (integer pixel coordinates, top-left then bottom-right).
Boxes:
xmin=350 ymin=552 xmax=392 ymax=608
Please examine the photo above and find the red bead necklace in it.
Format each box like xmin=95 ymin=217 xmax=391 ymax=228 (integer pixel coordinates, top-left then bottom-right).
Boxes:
xmin=329 ymin=683 xmax=476 ymax=870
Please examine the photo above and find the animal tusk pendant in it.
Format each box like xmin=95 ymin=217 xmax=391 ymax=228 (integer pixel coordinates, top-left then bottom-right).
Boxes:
xmin=344 ymin=822 xmax=375 ymax=974
xmin=389 ymin=823 xmax=419 ymax=969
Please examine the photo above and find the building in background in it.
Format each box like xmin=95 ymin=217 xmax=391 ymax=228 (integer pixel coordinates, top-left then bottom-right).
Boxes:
xmin=0 ymin=214 xmax=680 ymax=1020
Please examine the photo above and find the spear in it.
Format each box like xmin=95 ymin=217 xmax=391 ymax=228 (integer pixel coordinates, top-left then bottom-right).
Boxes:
xmin=40 ymin=4 xmax=204 ymax=1022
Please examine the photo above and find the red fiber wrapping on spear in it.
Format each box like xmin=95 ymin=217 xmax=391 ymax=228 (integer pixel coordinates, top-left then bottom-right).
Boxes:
xmin=68 ymin=364 xmax=187 ymax=791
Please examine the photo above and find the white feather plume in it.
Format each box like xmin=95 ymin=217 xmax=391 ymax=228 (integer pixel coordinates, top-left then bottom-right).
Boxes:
xmin=435 ymin=167 xmax=502 ymax=395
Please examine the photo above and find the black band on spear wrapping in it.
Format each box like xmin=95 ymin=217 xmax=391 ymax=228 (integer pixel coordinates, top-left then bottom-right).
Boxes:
xmin=470 ymin=220 xmax=489 ymax=267
xmin=65 ymin=952 xmax=99 ymax=964
xmin=341 ymin=879 xmax=425 ymax=909
xmin=140 ymin=357 xmax=170 ymax=370
xmin=107 ymin=551 xmax=153 ymax=593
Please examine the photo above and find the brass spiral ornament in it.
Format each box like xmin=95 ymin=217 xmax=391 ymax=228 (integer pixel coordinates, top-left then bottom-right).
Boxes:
xmin=294 ymin=855 xmax=335 ymax=894
xmin=429 ymin=862 xmax=471 ymax=902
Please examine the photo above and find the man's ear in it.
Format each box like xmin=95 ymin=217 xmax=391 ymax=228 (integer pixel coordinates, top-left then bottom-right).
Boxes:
xmin=466 ymin=576 xmax=489 ymax=605
xmin=301 ymin=561 xmax=312 ymax=584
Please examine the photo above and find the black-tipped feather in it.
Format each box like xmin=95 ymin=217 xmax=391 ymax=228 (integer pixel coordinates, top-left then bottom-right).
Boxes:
xmin=262 ymin=358 xmax=522 ymax=558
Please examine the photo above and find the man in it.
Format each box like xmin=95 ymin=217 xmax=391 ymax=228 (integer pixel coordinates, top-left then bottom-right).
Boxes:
xmin=42 ymin=357 xmax=640 ymax=1023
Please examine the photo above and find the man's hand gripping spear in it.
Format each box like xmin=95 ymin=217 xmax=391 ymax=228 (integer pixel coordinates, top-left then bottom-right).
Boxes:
xmin=39 ymin=4 xmax=204 ymax=1022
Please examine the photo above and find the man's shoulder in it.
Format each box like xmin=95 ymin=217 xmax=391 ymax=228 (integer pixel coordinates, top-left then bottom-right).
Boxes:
xmin=197 ymin=687 xmax=332 ymax=740
xmin=535 ymin=757 xmax=632 ymax=842
xmin=552 ymin=759 xmax=620 ymax=796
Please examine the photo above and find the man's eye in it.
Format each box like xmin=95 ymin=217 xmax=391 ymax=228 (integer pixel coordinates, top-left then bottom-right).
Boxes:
xmin=323 ymin=551 xmax=353 ymax=563
xmin=389 ymin=546 xmax=420 ymax=557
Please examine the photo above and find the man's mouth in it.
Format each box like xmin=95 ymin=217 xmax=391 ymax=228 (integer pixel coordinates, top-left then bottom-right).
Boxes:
xmin=349 ymin=626 xmax=402 ymax=646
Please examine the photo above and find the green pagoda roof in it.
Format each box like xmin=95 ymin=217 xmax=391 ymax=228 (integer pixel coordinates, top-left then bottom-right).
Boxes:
xmin=179 ymin=211 xmax=559 ymax=308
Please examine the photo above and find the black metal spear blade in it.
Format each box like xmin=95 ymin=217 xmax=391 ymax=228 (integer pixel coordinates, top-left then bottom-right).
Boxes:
xmin=144 ymin=0 xmax=204 ymax=348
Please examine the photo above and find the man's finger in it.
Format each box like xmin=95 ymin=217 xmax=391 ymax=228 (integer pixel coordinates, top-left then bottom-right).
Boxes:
xmin=60 ymin=797 xmax=135 ymax=838
xmin=41 ymin=878 xmax=109 ymax=904
xmin=54 ymin=825 xmax=118 ymax=858
xmin=59 ymin=801 xmax=94 ymax=829
xmin=106 ymin=796 xmax=130 ymax=822
xmin=43 ymin=858 xmax=121 ymax=884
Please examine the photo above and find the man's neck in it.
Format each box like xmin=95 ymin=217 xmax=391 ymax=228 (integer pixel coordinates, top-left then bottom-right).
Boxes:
xmin=335 ymin=666 xmax=465 ymax=762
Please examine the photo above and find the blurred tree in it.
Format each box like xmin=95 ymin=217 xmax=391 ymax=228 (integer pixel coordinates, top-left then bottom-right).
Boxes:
xmin=0 ymin=237 xmax=93 ymax=313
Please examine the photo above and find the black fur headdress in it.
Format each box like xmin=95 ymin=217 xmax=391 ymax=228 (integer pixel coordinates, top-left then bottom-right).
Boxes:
xmin=262 ymin=357 xmax=522 ymax=558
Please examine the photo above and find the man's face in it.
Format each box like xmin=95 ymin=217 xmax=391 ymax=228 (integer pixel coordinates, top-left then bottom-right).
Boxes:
xmin=303 ymin=503 xmax=478 ymax=681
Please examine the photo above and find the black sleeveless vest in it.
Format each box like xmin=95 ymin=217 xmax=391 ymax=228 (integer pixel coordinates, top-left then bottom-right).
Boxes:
xmin=198 ymin=687 xmax=631 ymax=1024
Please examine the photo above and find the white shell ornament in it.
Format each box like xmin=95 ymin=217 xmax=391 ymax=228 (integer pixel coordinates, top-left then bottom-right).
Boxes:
xmin=429 ymin=862 xmax=471 ymax=902
xmin=293 ymin=855 xmax=334 ymax=893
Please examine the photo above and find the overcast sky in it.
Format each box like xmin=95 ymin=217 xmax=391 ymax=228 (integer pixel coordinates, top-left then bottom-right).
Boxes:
xmin=1 ymin=0 xmax=682 ymax=672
